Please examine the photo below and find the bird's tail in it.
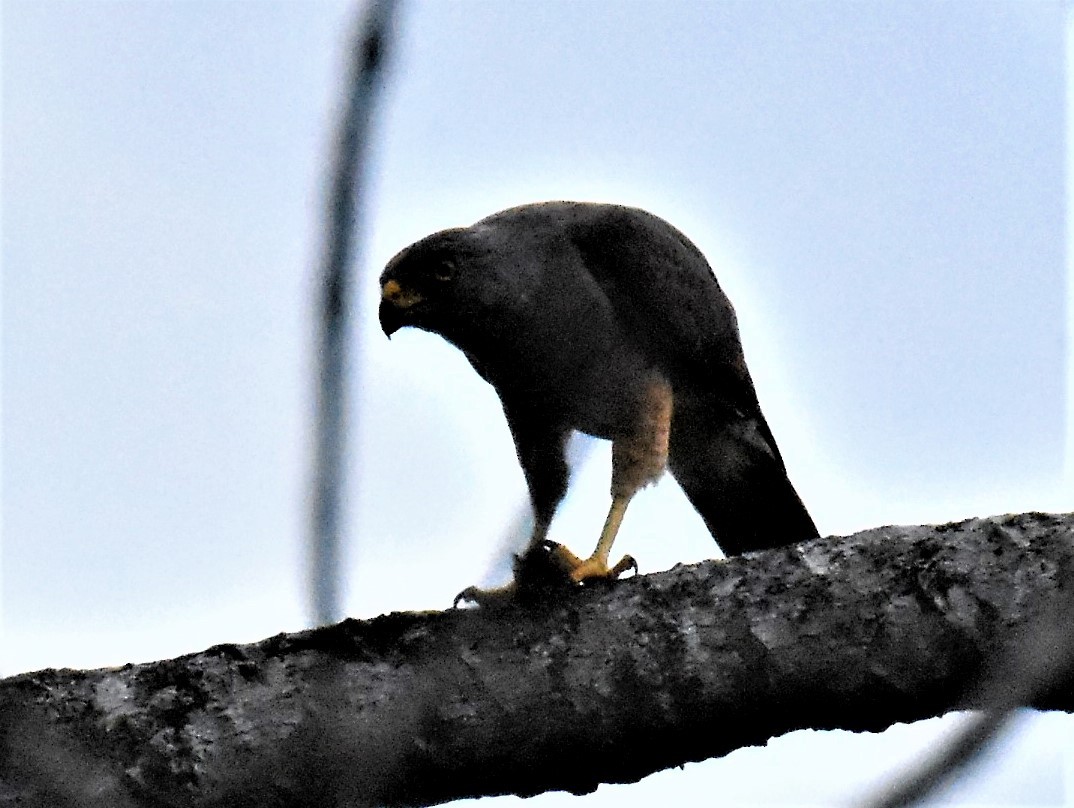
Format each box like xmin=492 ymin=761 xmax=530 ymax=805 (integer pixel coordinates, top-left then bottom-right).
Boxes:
xmin=668 ymin=407 xmax=818 ymax=557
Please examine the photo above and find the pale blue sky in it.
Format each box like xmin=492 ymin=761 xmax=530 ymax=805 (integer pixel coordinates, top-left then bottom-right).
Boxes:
xmin=2 ymin=1 xmax=1070 ymax=805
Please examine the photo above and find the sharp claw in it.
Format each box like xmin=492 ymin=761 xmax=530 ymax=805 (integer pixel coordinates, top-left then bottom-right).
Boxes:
xmin=608 ymin=554 xmax=638 ymax=577
xmin=457 ymin=545 xmax=638 ymax=608
xmin=453 ymin=581 xmax=522 ymax=608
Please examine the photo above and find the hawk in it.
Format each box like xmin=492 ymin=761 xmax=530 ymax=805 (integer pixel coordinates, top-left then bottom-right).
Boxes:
xmin=379 ymin=202 xmax=818 ymax=603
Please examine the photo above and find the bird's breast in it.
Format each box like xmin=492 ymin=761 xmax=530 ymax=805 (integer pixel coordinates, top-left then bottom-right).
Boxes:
xmin=495 ymin=317 xmax=662 ymax=440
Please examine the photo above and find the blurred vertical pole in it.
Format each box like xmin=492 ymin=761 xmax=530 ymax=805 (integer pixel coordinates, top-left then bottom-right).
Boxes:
xmin=310 ymin=0 xmax=401 ymax=627
xmin=1065 ymin=6 xmax=1074 ymax=496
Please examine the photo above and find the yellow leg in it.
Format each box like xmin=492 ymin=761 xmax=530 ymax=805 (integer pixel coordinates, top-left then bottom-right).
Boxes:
xmin=595 ymin=496 xmax=629 ymax=565
xmin=548 ymin=495 xmax=637 ymax=583
xmin=455 ymin=502 xmax=637 ymax=606
xmin=456 ymin=375 xmax=672 ymax=607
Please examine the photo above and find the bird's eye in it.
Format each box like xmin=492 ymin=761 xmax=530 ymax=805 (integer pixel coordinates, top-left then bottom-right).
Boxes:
xmin=434 ymin=260 xmax=456 ymax=283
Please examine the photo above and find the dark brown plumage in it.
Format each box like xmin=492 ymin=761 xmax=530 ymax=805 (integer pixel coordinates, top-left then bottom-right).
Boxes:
xmin=379 ymin=201 xmax=818 ymax=601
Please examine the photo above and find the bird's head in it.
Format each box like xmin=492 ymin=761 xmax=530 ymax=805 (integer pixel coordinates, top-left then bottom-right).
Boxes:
xmin=379 ymin=226 xmax=522 ymax=348
xmin=378 ymin=230 xmax=470 ymax=340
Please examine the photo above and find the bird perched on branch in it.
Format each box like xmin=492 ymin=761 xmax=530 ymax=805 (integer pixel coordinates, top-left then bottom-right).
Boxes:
xmin=379 ymin=201 xmax=818 ymax=604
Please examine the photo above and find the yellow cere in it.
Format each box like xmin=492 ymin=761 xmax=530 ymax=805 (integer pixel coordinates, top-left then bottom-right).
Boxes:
xmin=382 ymin=279 xmax=423 ymax=309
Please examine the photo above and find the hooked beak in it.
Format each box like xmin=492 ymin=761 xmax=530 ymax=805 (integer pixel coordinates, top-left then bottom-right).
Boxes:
xmin=379 ymin=279 xmax=424 ymax=338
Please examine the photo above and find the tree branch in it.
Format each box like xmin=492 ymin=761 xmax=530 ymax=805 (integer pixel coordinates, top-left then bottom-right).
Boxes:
xmin=2 ymin=512 xmax=1072 ymax=807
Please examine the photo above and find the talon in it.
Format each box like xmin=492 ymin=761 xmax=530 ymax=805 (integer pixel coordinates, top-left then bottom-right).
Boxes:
xmin=566 ymin=552 xmax=638 ymax=584
xmin=452 ymin=581 xmax=522 ymax=609
xmin=544 ymin=541 xmax=585 ymax=573
xmin=532 ymin=540 xmax=638 ymax=584
xmin=458 ymin=540 xmax=636 ymax=608
xmin=610 ymin=554 xmax=638 ymax=577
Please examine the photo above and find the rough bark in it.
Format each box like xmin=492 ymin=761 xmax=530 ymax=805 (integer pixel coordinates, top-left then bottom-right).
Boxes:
xmin=2 ymin=512 xmax=1072 ymax=808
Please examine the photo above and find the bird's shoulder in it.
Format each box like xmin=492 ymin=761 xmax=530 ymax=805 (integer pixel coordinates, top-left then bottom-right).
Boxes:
xmin=464 ymin=202 xmax=762 ymax=411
